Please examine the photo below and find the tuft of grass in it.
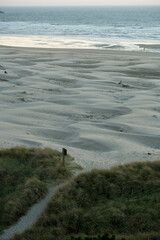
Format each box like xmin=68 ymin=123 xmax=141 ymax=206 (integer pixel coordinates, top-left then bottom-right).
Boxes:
xmin=66 ymin=233 xmax=124 ymax=240
xmin=116 ymin=232 xmax=160 ymax=240
xmin=19 ymin=97 xmax=25 ymax=101
xmin=12 ymin=160 xmax=160 ymax=240
xmin=0 ymin=146 xmax=75 ymax=233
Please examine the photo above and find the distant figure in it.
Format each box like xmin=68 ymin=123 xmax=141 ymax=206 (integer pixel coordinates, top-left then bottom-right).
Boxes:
xmin=4 ymin=71 xmax=8 ymax=74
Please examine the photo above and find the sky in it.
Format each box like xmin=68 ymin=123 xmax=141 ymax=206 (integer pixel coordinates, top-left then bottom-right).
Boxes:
xmin=0 ymin=0 xmax=160 ymax=6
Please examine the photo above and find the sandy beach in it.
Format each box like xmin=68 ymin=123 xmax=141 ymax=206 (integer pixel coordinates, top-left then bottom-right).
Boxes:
xmin=0 ymin=45 xmax=160 ymax=170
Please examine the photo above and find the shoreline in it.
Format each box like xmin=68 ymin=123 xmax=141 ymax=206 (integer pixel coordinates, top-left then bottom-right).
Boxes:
xmin=0 ymin=35 xmax=160 ymax=53
xmin=0 ymin=45 xmax=160 ymax=170
xmin=1 ymin=44 xmax=160 ymax=55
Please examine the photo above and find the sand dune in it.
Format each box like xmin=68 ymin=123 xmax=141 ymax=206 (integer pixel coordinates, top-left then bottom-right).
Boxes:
xmin=0 ymin=46 xmax=160 ymax=169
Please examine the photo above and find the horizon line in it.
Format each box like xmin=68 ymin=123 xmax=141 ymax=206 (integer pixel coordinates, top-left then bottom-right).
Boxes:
xmin=1 ymin=5 xmax=160 ymax=7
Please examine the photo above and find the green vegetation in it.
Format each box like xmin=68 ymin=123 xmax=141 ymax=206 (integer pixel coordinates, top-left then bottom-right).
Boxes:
xmin=12 ymin=160 xmax=160 ymax=240
xmin=67 ymin=233 xmax=125 ymax=240
xmin=0 ymin=146 xmax=75 ymax=233
xmin=66 ymin=232 xmax=160 ymax=240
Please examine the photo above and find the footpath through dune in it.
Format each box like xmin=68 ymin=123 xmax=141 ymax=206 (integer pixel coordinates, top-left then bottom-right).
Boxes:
xmin=0 ymin=184 xmax=62 ymax=240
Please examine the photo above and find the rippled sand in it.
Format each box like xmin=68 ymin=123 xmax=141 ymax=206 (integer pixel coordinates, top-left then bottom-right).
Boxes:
xmin=0 ymin=45 xmax=160 ymax=169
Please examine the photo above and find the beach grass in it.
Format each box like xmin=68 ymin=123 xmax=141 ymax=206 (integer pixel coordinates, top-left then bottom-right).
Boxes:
xmin=12 ymin=160 xmax=160 ymax=240
xmin=0 ymin=146 xmax=74 ymax=233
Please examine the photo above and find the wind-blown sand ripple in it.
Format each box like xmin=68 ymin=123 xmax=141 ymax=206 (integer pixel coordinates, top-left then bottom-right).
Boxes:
xmin=0 ymin=46 xmax=160 ymax=169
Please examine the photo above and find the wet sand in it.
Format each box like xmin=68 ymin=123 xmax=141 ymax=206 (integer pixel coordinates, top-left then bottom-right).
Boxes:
xmin=0 ymin=45 xmax=160 ymax=169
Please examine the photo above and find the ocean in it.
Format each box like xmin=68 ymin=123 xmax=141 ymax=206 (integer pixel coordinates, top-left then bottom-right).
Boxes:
xmin=0 ymin=6 xmax=160 ymax=51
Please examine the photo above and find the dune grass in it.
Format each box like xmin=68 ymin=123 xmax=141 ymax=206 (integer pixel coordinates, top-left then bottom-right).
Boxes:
xmin=12 ymin=160 xmax=160 ymax=240
xmin=67 ymin=233 xmax=125 ymax=240
xmin=67 ymin=233 xmax=126 ymax=240
xmin=0 ymin=146 xmax=75 ymax=233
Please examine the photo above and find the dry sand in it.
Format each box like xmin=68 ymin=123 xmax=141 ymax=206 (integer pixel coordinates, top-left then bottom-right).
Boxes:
xmin=0 ymin=45 xmax=160 ymax=170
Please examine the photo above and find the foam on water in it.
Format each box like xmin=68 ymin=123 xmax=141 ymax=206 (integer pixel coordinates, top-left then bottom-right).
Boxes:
xmin=0 ymin=6 xmax=160 ymax=51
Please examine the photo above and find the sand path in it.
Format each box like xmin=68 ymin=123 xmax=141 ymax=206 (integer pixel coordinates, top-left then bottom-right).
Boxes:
xmin=0 ymin=183 xmax=63 ymax=240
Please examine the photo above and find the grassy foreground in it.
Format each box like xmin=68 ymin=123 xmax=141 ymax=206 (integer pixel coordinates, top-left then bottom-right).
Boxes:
xmin=0 ymin=146 xmax=74 ymax=233
xmin=12 ymin=160 xmax=160 ymax=240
